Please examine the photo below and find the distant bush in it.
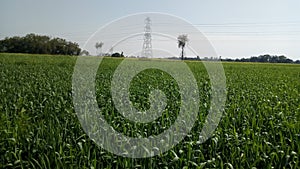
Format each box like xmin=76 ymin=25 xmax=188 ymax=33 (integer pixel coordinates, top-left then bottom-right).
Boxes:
xmin=111 ymin=52 xmax=124 ymax=57
xmin=0 ymin=33 xmax=81 ymax=55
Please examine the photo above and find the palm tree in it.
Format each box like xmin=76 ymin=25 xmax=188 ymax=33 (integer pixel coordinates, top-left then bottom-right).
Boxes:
xmin=95 ymin=42 xmax=104 ymax=56
xmin=109 ymin=46 xmax=114 ymax=55
xmin=177 ymin=34 xmax=188 ymax=60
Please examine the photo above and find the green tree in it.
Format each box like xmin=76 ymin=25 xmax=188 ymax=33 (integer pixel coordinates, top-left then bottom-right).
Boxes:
xmin=0 ymin=33 xmax=81 ymax=55
xmin=111 ymin=52 xmax=124 ymax=57
xmin=80 ymin=50 xmax=89 ymax=56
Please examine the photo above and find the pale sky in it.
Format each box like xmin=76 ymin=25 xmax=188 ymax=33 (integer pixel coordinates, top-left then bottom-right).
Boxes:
xmin=1 ymin=0 xmax=300 ymax=60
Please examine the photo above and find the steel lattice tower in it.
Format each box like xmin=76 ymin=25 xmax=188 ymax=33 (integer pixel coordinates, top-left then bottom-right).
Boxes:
xmin=142 ymin=17 xmax=153 ymax=58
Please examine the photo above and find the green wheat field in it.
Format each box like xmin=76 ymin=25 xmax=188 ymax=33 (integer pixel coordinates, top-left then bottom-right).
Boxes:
xmin=0 ymin=53 xmax=299 ymax=168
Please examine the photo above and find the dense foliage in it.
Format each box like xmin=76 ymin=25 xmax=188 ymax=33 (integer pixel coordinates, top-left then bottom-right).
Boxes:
xmin=0 ymin=53 xmax=299 ymax=168
xmin=111 ymin=52 xmax=124 ymax=57
xmin=0 ymin=34 xmax=81 ymax=55
xmin=221 ymin=54 xmax=300 ymax=64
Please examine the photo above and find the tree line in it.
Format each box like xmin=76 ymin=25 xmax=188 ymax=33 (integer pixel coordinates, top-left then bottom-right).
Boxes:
xmin=221 ymin=54 xmax=300 ymax=64
xmin=0 ymin=33 xmax=81 ymax=55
